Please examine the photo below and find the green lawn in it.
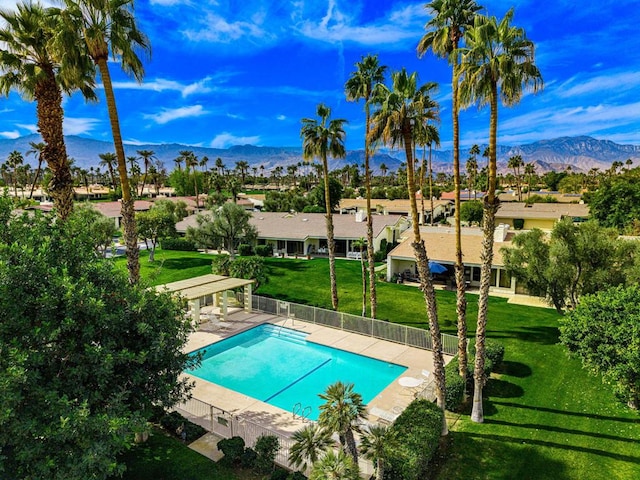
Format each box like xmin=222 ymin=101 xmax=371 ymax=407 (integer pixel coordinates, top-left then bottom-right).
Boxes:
xmin=117 ymin=253 xmax=640 ymax=479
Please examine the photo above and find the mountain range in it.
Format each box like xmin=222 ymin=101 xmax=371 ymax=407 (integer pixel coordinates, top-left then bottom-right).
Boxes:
xmin=1 ymin=134 xmax=638 ymax=175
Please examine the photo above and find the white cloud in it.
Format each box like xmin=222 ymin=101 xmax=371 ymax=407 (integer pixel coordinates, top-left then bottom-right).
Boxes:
xmin=182 ymin=12 xmax=273 ymax=43
xmin=0 ymin=130 xmax=20 ymax=139
xmin=149 ymin=0 xmax=188 ymax=5
xmin=143 ymin=105 xmax=208 ymax=125
xmin=553 ymin=71 xmax=640 ymax=99
xmin=16 ymin=124 xmax=38 ymax=134
xmin=63 ymin=117 xmax=100 ymax=135
xmin=112 ymin=76 xmax=221 ymax=97
xmin=276 ymin=114 xmax=286 ymax=121
xmin=210 ymin=132 xmax=260 ymax=148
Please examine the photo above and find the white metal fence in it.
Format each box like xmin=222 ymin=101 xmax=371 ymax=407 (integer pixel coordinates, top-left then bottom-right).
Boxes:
xmin=248 ymin=294 xmax=459 ymax=356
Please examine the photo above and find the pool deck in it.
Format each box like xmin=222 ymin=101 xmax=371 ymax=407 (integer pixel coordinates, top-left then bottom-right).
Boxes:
xmin=182 ymin=309 xmax=453 ymax=435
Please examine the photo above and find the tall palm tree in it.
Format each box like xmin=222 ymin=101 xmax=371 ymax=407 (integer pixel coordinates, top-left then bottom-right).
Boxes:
xmin=508 ymin=154 xmax=524 ymax=201
xmin=524 ymin=162 xmax=536 ymax=199
xmin=415 ymin=123 xmax=440 ymax=226
xmin=98 ymin=152 xmax=118 ymax=190
xmin=215 ymin=157 xmax=225 ymax=175
xmin=369 ymin=69 xmax=448 ymax=434
xmin=136 ymin=149 xmax=155 ymax=197
xmin=26 ymin=141 xmax=45 ymax=199
xmin=468 ymin=143 xmax=481 ymax=199
xmin=6 ymin=150 xmax=24 ymax=198
xmin=345 ymin=54 xmax=387 ymax=319
xmin=360 ymin=424 xmax=390 ymax=480
xmin=286 ymin=164 xmax=298 ymax=188
xmin=60 ymin=0 xmax=151 ymax=284
xmin=418 ymin=0 xmax=481 ymax=393
xmin=317 ymin=381 xmax=366 ymax=465
xmin=459 ymin=8 xmax=543 ymax=423
xmin=352 ymin=237 xmax=368 ymax=317
xmin=0 ymin=2 xmax=95 ymax=219
xmin=289 ymin=424 xmax=332 ymax=473
xmin=301 ymin=103 xmax=347 ymax=310
xmin=235 ymin=160 xmax=249 ymax=187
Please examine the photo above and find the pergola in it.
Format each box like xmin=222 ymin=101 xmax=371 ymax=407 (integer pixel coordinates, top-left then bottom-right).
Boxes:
xmin=157 ymin=274 xmax=254 ymax=322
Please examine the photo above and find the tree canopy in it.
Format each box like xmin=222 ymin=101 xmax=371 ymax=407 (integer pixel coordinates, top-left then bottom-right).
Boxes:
xmin=560 ymin=285 xmax=640 ymax=409
xmin=588 ymin=170 xmax=640 ymax=232
xmin=0 ymin=196 xmax=194 ymax=480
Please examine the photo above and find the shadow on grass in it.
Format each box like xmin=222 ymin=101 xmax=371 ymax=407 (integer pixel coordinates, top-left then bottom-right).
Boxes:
xmin=155 ymin=256 xmax=214 ymax=270
xmin=496 ymin=360 xmax=532 ymax=378
xmin=486 ymin=378 xmax=525 ymax=398
xmin=490 ymin=400 xmax=640 ymax=424
xmin=489 ymin=325 xmax=560 ymax=345
xmin=485 ymin=418 xmax=640 ymax=444
xmin=462 ymin=431 xmax=640 ymax=464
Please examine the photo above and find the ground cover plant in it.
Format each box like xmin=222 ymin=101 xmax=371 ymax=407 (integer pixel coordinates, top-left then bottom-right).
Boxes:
xmin=117 ymin=254 xmax=640 ymax=479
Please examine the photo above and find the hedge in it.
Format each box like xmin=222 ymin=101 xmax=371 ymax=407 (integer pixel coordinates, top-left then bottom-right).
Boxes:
xmin=468 ymin=338 xmax=505 ymax=368
xmin=161 ymin=237 xmax=197 ymax=251
xmin=237 ymin=244 xmax=253 ymax=256
xmin=384 ymin=399 xmax=443 ymax=480
xmin=255 ymin=244 xmax=273 ymax=257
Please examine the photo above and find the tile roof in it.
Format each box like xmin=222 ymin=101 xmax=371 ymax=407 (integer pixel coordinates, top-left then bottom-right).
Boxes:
xmin=495 ymin=202 xmax=589 ymax=219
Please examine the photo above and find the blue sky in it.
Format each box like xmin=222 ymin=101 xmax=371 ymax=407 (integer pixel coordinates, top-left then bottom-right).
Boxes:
xmin=1 ymin=0 xmax=640 ymax=151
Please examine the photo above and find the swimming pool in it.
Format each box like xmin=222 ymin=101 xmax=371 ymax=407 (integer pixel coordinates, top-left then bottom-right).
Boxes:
xmin=186 ymin=324 xmax=407 ymax=421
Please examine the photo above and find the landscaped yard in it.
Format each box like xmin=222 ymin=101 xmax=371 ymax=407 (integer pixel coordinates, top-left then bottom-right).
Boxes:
xmin=116 ymin=251 xmax=640 ymax=479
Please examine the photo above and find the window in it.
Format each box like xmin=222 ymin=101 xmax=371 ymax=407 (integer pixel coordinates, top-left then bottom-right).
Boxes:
xmin=472 ymin=267 xmax=481 ymax=282
xmin=499 ymin=270 xmax=512 ymax=288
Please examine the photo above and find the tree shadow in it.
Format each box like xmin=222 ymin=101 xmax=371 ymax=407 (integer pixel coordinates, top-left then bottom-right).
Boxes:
xmin=156 ymin=256 xmax=213 ymax=270
xmin=490 ymin=400 xmax=640 ymax=424
xmin=495 ymin=360 xmax=532 ymax=378
xmin=486 ymin=378 xmax=525 ymax=398
xmin=488 ymin=325 xmax=559 ymax=345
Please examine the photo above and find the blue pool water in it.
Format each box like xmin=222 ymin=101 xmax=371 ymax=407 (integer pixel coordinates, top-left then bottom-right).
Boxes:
xmin=186 ymin=324 xmax=407 ymax=421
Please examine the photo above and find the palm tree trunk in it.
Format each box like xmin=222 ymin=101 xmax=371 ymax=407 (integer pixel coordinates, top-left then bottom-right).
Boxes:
xmin=344 ymin=429 xmax=358 ymax=466
xmin=404 ymin=127 xmax=447 ymax=435
xmin=376 ymin=458 xmax=384 ymax=480
xmin=34 ymin=70 xmax=74 ymax=220
xmin=452 ymin=66 xmax=468 ymax=390
xmin=365 ymin=104 xmax=377 ymax=319
xmin=429 ymin=145 xmax=434 ymax=226
xmin=471 ymin=83 xmax=500 ymax=424
xmin=360 ymin=247 xmax=366 ymax=317
xmin=97 ymin=58 xmax=140 ymax=284
xmin=28 ymin=159 xmax=42 ymax=200
xmin=323 ymin=158 xmax=338 ymax=310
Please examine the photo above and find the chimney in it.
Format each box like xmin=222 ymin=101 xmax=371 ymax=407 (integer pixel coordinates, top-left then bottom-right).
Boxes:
xmin=355 ymin=210 xmax=366 ymax=222
xmin=494 ymin=224 xmax=510 ymax=242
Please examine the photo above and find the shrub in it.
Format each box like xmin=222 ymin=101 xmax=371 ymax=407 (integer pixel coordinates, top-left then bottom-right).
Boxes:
xmin=212 ymin=254 xmax=232 ymax=276
xmin=445 ymin=357 xmax=466 ymax=411
xmin=513 ymin=218 xmax=525 ymax=230
xmin=237 ymin=243 xmax=253 ymax=256
xmin=254 ymin=434 xmax=280 ymax=473
xmin=270 ymin=468 xmax=290 ymax=480
xmin=256 ymin=244 xmax=274 ymax=257
xmin=160 ymin=237 xmax=197 ymax=251
xmin=469 ymin=339 xmax=505 ymax=370
xmin=241 ymin=447 xmax=258 ymax=468
xmin=156 ymin=410 xmax=206 ymax=442
xmin=217 ymin=436 xmax=246 ymax=465
xmin=384 ymin=399 xmax=443 ymax=480
xmin=229 ymin=256 xmax=268 ymax=288
xmin=287 ymin=472 xmax=307 ymax=480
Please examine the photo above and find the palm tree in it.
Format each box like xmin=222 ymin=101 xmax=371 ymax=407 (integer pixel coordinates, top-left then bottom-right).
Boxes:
xmin=6 ymin=150 xmax=24 ymax=198
xmin=98 ymin=152 xmax=118 ymax=190
xmin=352 ymin=237 xmax=368 ymax=316
xmin=415 ymin=123 xmax=440 ymax=226
xmin=179 ymin=150 xmax=200 ymax=206
xmin=468 ymin=143 xmax=481 ymax=199
xmin=360 ymin=424 xmax=390 ymax=480
xmin=345 ymin=54 xmax=387 ymax=319
xmin=137 ymin=149 xmax=155 ymax=197
xmin=459 ymin=8 xmax=543 ymax=423
xmin=418 ymin=0 xmax=481 ymax=394
xmin=317 ymin=381 xmax=366 ymax=465
xmin=215 ymin=157 xmax=225 ymax=175
xmin=301 ymin=103 xmax=347 ymax=310
xmin=508 ymin=154 xmax=524 ymax=201
xmin=272 ymin=165 xmax=283 ymax=188
xmin=235 ymin=160 xmax=249 ymax=187
xmin=26 ymin=141 xmax=46 ymax=199
xmin=309 ymin=449 xmax=359 ymax=480
xmin=60 ymin=0 xmax=151 ymax=284
xmin=289 ymin=424 xmax=332 ymax=473
xmin=369 ymin=68 xmax=448 ymax=434
xmin=379 ymin=162 xmax=388 ymax=181
xmin=0 ymin=2 xmax=95 ymax=219
xmin=524 ymin=162 xmax=536 ymax=199
xmin=286 ymin=164 xmax=298 ymax=188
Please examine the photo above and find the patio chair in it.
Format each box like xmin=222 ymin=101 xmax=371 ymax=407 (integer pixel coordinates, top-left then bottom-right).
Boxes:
xmin=370 ymin=406 xmax=399 ymax=425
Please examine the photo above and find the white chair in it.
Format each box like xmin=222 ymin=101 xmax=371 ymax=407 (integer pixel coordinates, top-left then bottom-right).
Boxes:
xmin=421 ymin=369 xmax=431 ymax=380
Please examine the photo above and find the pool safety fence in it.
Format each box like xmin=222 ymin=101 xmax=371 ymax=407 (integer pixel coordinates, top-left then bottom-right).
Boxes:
xmin=173 ymin=396 xmax=375 ymax=477
xmin=247 ymin=294 xmax=459 ymax=356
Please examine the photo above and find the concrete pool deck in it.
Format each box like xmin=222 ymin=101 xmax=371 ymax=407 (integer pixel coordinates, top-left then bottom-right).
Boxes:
xmin=182 ymin=309 xmax=454 ymax=435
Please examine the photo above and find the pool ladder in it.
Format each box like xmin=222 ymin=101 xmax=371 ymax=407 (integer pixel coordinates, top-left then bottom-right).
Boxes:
xmin=292 ymin=402 xmax=312 ymax=422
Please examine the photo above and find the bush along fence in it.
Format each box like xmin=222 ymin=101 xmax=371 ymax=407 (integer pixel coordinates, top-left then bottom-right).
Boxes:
xmin=247 ymin=294 xmax=459 ymax=356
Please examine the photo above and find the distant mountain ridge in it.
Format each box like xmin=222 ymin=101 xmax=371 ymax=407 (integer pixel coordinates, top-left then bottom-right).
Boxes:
xmin=1 ymin=134 xmax=638 ymax=174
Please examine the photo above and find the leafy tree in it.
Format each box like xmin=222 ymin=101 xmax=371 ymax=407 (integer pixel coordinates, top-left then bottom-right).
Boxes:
xmin=289 ymin=424 xmax=333 ymax=472
xmin=136 ymin=205 xmax=176 ymax=262
xmin=588 ymin=172 xmax=640 ymax=232
xmin=153 ymin=198 xmax=189 ymax=222
xmin=309 ymin=449 xmax=360 ymax=480
xmin=345 ymin=54 xmax=387 ymax=319
xmin=308 ymin=176 xmax=343 ymax=212
xmin=0 ymin=2 xmax=95 ymax=219
xmin=68 ymin=203 xmax=117 ymax=257
xmin=301 ymin=103 xmax=347 ymax=310
xmin=502 ymin=221 xmax=634 ymax=312
xmin=186 ymin=202 xmax=257 ymax=258
xmin=459 ymin=8 xmax=543 ymax=423
xmin=0 ymin=197 xmax=194 ymax=480
xmin=459 ymin=199 xmax=483 ymax=225
xmin=560 ymin=285 xmax=640 ymax=409
xmin=317 ymin=381 xmax=366 ymax=465
xmin=541 ymin=170 xmax=567 ymax=191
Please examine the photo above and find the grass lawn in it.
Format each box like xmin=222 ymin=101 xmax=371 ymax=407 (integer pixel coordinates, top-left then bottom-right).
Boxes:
xmin=118 ymin=429 xmax=256 ymax=480
xmin=117 ymin=253 xmax=640 ymax=479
